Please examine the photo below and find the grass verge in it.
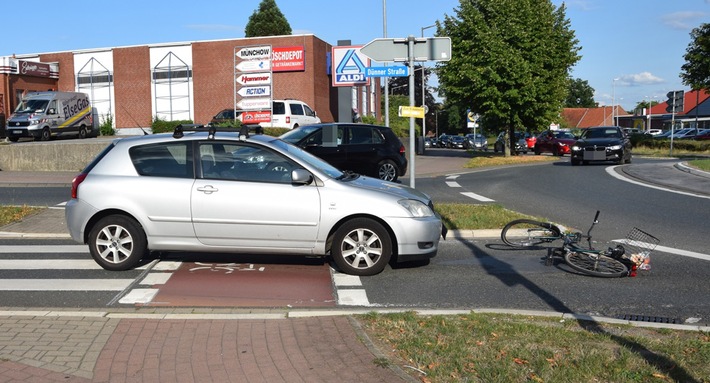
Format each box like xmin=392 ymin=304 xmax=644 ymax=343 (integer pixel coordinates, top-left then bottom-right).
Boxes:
xmin=0 ymin=206 xmax=41 ymax=227
xmin=360 ymin=311 xmax=710 ymax=383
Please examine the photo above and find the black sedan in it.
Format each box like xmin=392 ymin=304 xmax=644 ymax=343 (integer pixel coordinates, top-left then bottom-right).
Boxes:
xmin=570 ymin=126 xmax=632 ymax=166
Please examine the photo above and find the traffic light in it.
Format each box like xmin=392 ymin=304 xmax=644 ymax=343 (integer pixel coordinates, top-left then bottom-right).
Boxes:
xmin=665 ymin=90 xmax=684 ymax=113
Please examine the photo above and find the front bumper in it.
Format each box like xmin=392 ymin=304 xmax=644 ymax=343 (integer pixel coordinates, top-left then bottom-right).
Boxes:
xmin=571 ymin=147 xmax=624 ymax=162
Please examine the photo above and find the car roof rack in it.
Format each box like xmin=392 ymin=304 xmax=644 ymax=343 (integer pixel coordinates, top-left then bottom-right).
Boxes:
xmin=173 ymin=124 xmax=263 ymax=140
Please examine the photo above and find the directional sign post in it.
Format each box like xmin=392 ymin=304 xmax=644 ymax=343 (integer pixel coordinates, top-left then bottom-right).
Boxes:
xmin=361 ymin=36 xmax=452 ymax=188
xmin=234 ymin=44 xmax=273 ymax=123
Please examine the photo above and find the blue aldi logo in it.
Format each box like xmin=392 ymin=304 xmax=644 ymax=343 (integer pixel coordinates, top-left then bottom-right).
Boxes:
xmin=331 ymin=46 xmax=370 ymax=87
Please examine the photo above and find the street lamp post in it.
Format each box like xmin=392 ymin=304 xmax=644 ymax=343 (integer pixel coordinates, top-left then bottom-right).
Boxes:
xmin=420 ymin=24 xmax=436 ymax=140
xmin=612 ymin=78 xmax=619 ymax=126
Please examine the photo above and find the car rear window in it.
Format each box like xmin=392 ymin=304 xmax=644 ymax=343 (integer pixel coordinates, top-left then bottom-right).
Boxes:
xmin=273 ymin=102 xmax=286 ymax=115
xmin=129 ymin=142 xmax=194 ymax=178
xmin=289 ymin=103 xmax=305 ymax=116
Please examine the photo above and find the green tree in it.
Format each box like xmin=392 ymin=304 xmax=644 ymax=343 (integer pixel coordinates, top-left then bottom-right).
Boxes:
xmin=244 ymin=0 xmax=292 ymax=37
xmin=681 ymin=23 xmax=710 ymax=91
xmin=437 ymin=0 xmax=580 ymax=155
xmin=565 ymin=78 xmax=596 ymax=107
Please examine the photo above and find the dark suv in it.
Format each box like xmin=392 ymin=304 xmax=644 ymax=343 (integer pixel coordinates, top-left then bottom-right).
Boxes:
xmin=280 ymin=123 xmax=407 ymax=182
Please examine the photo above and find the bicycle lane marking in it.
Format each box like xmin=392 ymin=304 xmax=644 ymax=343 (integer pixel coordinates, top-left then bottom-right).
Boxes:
xmin=446 ymin=174 xmax=496 ymax=202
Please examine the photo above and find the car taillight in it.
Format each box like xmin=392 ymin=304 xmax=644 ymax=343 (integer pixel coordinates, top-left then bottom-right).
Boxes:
xmin=399 ymin=144 xmax=405 ymax=155
xmin=71 ymin=173 xmax=87 ymax=199
xmin=286 ymin=116 xmax=290 ymax=123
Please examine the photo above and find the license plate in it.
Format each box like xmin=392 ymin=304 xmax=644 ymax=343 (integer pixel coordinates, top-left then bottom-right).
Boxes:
xmin=12 ymin=130 xmax=23 ymax=134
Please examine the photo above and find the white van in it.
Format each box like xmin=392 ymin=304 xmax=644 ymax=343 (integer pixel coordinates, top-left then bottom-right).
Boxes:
xmin=5 ymin=91 xmax=97 ymax=142
xmin=261 ymin=99 xmax=320 ymax=129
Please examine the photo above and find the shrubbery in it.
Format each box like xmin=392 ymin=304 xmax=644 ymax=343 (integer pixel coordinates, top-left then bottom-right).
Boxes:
xmin=633 ymin=136 xmax=710 ymax=152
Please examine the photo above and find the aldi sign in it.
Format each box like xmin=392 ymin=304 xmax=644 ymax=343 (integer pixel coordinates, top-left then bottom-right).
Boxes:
xmin=331 ymin=46 xmax=370 ymax=87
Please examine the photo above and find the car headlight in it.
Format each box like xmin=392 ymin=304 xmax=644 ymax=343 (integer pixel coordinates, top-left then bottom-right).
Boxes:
xmin=608 ymin=145 xmax=622 ymax=150
xmin=398 ymin=199 xmax=434 ymax=218
xmin=572 ymin=145 xmax=581 ymax=151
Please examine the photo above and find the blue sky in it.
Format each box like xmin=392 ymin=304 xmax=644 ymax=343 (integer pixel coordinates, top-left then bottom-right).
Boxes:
xmin=3 ymin=0 xmax=708 ymax=111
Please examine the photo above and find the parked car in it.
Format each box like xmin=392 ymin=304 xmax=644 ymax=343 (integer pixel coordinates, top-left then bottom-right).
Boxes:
xmin=646 ymin=129 xmax=663 ymax=136
xmin=280 ymin=123 xmax=407 ymax=182
xmin=570 ymin=126 xmax=632 ymax=165
xmin=694 ymin=129 xmax=710 ymax=140
xmin=524 ymin=133 xmax=537 ymax=150
xmin=494 ymin=131 xmax=528 ymax=154
xmin=534 ymin=129 xmax=577 ymax=156
xmin=464 ymin=133 xmax=488 ymax=151
xmin=65 ymin=125 xmax=444 ymax=276
xmin=260 ymin=99 xmax=320 ymax=129
xmin=447 ymin=135 xmax=466 ymax=149
xmin=210 ymin=109 xmax=241 ymax=124
xmin=669 ymin=128 xmax=696 ymax=139
xmin=437 ymin=134 xmax=451 ymax=148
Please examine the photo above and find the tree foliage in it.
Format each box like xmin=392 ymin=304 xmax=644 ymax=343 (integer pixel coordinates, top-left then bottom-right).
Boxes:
xmin=386 ymin=66 xmax=437 ymax=134
xmin=245 ymin=0 xmax=292 ymax=38
xmin=681 ymin=23 xmax=710 ymax=91
xmin=565 ymin=78 xmax=596 ymax=107
xmin=436 ymin=0 xmax=580 ymax=155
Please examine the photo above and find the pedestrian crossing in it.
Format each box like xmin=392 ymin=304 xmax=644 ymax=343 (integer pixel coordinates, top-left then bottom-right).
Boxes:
xmin=0 ymin=244 xmax=181 ymax=304
xmin=0 ymin=243 xmax=372 ymax=307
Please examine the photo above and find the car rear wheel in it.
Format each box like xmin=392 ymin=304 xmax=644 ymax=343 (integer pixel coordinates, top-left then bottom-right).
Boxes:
xmin=331 ymin=218 xmax=392 ymax=276
xmin=377 ymin=160 xmax=398 ymax=182
xmin=78 ymin=126 xmax=88 ymax=139
xmin=88 ymin=215 xmax=147 ymax=271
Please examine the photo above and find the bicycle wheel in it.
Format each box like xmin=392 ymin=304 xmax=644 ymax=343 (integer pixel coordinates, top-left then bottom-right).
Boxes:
xmin=501 ymin=219 xmax=562 ymax=248
xmin=564 ymin=251 xmax=628 ymax=278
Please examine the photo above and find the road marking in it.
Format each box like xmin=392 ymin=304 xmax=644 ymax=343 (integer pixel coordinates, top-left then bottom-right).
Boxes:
xmin=332 ymin=271 xmax=370 ymax=306
xmin=0 ymin=245 xmax=88 ymax=253
xmin=0 ymin=279 xmax=134 ymax=291
xmin=460 ymin=192 xmax=495 ymax=202
xmin=611 ymin=239 xmax=710 ymax=261
xmin=119 ymin=289 xmax=159 ymax=304
xmin=606 ymin=166 xmax=710 ymax=200
xmin=444 ymin=174 xmax=495 ymax=202
xmin=0 ymin=260 xmax=101 ymax=269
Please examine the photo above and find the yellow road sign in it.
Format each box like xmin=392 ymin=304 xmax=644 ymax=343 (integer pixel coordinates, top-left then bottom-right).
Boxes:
xmin=398 ymin=106 xmax=425 ymax=118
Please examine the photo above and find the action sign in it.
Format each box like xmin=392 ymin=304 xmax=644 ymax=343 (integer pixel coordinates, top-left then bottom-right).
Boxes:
xmin=365 ymin=66 xmax=409 ymax=77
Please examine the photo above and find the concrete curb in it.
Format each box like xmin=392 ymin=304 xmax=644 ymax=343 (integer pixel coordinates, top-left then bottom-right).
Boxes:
xmin=0 ymin=308 xmax=707 ymax=332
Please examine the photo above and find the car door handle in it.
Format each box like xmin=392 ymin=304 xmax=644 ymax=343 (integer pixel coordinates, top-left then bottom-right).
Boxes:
xmin=197 ymin=185 xmax=219 ymax=194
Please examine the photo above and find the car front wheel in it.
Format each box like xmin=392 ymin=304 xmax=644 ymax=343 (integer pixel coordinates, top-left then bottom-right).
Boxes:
xmin=88 ymin=215 xmax=147 ymax=271
xmin=331 ymin=218 xmax=392 ymax=276
xmin=377 ymin=160 xmax=398 ymax=182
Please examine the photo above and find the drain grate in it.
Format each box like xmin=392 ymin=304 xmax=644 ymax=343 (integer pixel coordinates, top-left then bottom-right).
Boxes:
xmin=618 ymin=314 xmax=681 ymax=324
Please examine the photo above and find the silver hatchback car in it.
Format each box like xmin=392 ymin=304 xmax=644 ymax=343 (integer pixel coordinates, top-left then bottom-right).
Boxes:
xmin=65 ymin=126 xmax=445 ymax=276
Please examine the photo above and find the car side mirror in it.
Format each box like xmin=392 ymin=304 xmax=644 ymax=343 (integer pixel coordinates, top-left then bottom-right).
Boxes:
xmin=291 ymin=168 xmax=313 ymax=185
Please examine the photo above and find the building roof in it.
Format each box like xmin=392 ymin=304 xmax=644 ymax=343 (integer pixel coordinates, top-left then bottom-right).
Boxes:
xmin=651 ymin=89 xmax=710 ymax=115
xmin=561 ymin=105 xmax=629 ymax=128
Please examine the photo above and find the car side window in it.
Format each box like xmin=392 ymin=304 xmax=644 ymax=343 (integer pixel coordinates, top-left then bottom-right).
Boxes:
xmin=348 ymin=125 xmax=374 ymax=144
xmin=130 ymin=142 xmax=193 ymax=178
xmin=303 ymin=105 xmax=315 ymax=117
xmin=289 ymin=103 xmax=305 ymax=116
xmin=199 ymin=142 xmax=295 ymax=184
xmin=273 ymin=102 xmax=286 ymax=115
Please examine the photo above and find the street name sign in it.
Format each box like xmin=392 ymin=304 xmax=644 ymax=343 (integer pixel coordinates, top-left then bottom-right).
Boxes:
xmin=365 ymin=66 xmax=409 ymax=77
xmin=398 ymin=106 xmax=425 ymax=118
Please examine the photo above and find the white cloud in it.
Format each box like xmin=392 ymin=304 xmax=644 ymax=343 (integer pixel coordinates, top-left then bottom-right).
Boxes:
xmin=661 ymin=11 xmax=707 ymax=30
xmin=617 ymin=72 xmax=664 ymax=86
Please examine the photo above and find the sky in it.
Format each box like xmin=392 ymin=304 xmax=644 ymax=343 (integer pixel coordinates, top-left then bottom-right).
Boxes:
xmin=2 ymin=0 xmax=709 ymax=112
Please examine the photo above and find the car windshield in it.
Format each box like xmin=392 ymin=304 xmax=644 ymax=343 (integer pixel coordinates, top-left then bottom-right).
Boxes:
xmin=555 ymin=131 xmax=575 ymax=139
xmin=269 ymin=138 xmax=344 ymax=179
xmin=14 ymin=99 xmax=49 ymax=113
xmin=279 ymin=125 xmax=322 ymax=143
xmin=582 ymin=128 xmax=622 ymax=139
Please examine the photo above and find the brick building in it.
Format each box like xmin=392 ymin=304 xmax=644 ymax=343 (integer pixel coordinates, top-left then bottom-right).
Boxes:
xmin=1 ymin=34 xmax=380 ymax=135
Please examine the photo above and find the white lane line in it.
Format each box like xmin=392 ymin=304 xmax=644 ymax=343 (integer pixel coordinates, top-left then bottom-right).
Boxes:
xmin=0 ymin=245 xmax=88 ymax=253
xmin=446 ymin=181 xmax=461 ymax=188
xmin=0 ymin=279 xmax=135 ymax=291
xmin=606 ymin=166 xmax=710 ymax=200
xmin=119 ymin=289 xmax=159 ymax=304
xmin=332 ymin=271 xmax=370 ymax=306
xmin=461 ymin=192 xmax=495 ymax=202
xmin=611 ymin=239 xmax=710 ymax=261
xmin=140 ymin=273 xmax=173 ymax=285
xmin=0 ymin=260 xmax=101 ymax=270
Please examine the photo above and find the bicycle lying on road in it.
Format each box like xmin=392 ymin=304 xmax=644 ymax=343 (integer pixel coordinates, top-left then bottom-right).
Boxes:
xmin=500 ymin=211 xmax=659 ymax=278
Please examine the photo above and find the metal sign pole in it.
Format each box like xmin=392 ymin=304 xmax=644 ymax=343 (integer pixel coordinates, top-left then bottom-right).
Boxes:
xmin=408 ymin=36 xmax=416 ymax=189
